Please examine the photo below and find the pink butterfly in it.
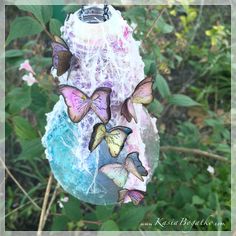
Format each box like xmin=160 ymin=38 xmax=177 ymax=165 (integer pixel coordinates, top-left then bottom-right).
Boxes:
xmin=118 ymin=189 xmax=145 ymax=205
xmin=59 ymin=85 xmax=112 ymax=123
xmin=121 ymin=77 xmax=153 ymax=123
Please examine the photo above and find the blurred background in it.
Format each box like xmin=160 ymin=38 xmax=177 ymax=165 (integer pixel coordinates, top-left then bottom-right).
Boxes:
xmin=5 ymin=4 xmax=231 ymax=231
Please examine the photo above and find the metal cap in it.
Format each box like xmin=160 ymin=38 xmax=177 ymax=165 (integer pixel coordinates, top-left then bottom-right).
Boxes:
xmin=78 ymin=5 xmax=111 ymax=24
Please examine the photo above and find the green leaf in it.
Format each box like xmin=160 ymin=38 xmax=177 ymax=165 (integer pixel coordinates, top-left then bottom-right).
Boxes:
xmin=168 ymin=94 xmax=200 ymax=107
xmin=154 ymin=74 xmax=171 ymax=98
xmin=182 ymin=203 xmax=199 ymax=219
xmin=17 ymin=5 xmax=44 ymax=23
xmin=6 ymin=16 xmax=44 ymax=46
xmin=207 ymin=192 xmax=217 ymax=209
xmin=6 ymin=86 xmax=32 ymax=113
xmin=16 ymin=5 xmax=52 ymax=25
xmin=51 ymin=215 xmax=69 ymax=231
xmin=100 ymin=220 xmax=119 ymax=231
xmin=12 ymin=116 xmax=38 ymax=140
xmin=17 ymin=138 xmax=44 ymax=160
xmin=148 ymin=99 xmax=163 ymax=117
xmin=5 ymin=122 xmax=12 ymax=138
xmin=157 ymin=18 xmax=174 ymax=34
xmin=144 ymin=59 xmax=155 ymax=75
xmin=174 ymin=186 xmax=194 ymax=208
xmin=118 ymin=205 xmax=155 ymax=230
xmin=5 ymin=49 xmax=24 ymax=58
xmin=49 ymin=18 xmax=63 ymax=36
xmin=96 ymin=205 xmax=114 ymax=221
xmin=41 ymin=6 xmax=53 ymax=24
xmin=123 ymin=6 xmax=146 ymax=22
xmin=31 ymin=56 xmax=52 ymax=68
xmin=62 ymin=196 xmax=81 ymax=221
xmin=63 ymin=5 xmax=80 ymax=13
xmin=192 ymin=195 xmax=205 ymax=205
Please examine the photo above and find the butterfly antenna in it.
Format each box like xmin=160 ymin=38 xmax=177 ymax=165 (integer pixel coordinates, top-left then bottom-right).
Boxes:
xmin=66 ymin=66 xmax=72 ymax=81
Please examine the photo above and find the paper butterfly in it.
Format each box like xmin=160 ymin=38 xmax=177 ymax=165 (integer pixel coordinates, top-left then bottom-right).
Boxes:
xmin=51 ymin=36 xmax=77 ymax=77
xmin=59 ymin=85 xmax=111 ymax=123
xmin=99 ymin=152 xmax=148 ymax=187
xmin=89 ymin=123 xmax=132 ymax=157
xmin=118 ymin=189 xmax=145 ymax=205
xmin=121 ymin=77 xmax=153 ymax=123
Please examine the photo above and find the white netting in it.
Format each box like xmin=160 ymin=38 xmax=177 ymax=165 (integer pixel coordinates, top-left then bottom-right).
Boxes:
xmin=44 ymin=6 xmax=159 ymax=204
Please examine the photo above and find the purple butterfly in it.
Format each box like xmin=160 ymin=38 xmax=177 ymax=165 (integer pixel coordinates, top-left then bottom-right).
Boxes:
xmin=59 ymin=85 xmax=111 ymax=123
xmin=51 ymin=36 xmax=78 ymax=77
xmin=118 ymin=189 xmax=145 ymax=205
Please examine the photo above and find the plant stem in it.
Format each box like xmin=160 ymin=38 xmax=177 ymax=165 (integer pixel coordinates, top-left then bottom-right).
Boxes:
xmin=160 ymin=146 xmax=230 ymax=163
xmin=29 ymin=13 xmax=54 ymax=41
xmin=144 ymin=8 xmax=166 ymax=39
xmin=5 ymin=198 xmax=41 ymax=218
xmin=37 ymin=172 xmax=53 ymax=235
xmin=0 ymin=158 xmax=41 ymax=210
xmin=82 ymin=220 xmax=102 ymax=225
xmin=41 ymin=183 xmax=60 ymax=230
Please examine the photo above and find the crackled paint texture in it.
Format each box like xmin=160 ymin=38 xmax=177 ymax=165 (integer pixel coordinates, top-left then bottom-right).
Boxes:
xmin=42 ymin=6 xmax=159 ymax=205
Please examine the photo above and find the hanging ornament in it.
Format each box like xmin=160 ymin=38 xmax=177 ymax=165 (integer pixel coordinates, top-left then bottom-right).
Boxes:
xmin=42 ymin=5 xmax=160 ymax=205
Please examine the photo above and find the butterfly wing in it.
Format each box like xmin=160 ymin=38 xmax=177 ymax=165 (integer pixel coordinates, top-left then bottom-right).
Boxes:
xmin=100 ymin=164 xmax=128 ymax=187
xmin=118 ymin=189 xmax=128 ymax=203
xmin=127 ymin=152 xmax=148 ymax=177
xmin=131 ymin=77 xmax=153 ymax=104
xmin=88 ymin=123 xmax=107 ymax=152
xmin=127 ymin=190 xmax=145 ymax=205
xmin=59 ymin=85 xmax=91 ymax=123
xmin=91 ymin=87 xmax=112 ymax=124
xmin=105 ymin=126 xmax=132 ymax=157
xmin=57 ymin=51 xmax=73 ymax=76
xmin=124 ymin=156 xmax=144 ymax=181
xmin=51 ymin=36 xmax=72 ymax=76
xmin=121 ymin=98 xmax=137 ymax=123
xmin=51 ymin=42 xmax=66 ymax=67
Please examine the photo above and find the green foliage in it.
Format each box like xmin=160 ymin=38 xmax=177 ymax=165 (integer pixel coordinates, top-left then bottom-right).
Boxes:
xmin=6 ymin=85 xmax=32 ymax=113
xmin=49 ymin=18 xmax=63 ymax=36
xmin=100 ymin=220 xmax=119 ymax=231
xmin=12 ymin=116 xmax=38 ymax=140
xmin=154 ymin=74 xmax=171 ymax=99
xmin=16 ymin=5 xmax=53 ymax=25
xmin=5 ymin=49 xmax=25 ymax=58
xmin=168 ymin=94 xmax=200 ymax=107
xmin=5 ymin=4 xmax=230 ymax=232
xmin=6 ymin=16 xmax=44 ymax=46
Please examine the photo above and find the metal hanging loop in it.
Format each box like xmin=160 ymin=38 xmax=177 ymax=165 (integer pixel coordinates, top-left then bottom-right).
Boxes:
xmin=79 ymin=3 xmax=111 ymax=24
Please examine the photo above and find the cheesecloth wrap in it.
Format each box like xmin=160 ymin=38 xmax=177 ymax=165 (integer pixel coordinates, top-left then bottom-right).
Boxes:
xmin=42 ymin=5 xmax=159 ymax=205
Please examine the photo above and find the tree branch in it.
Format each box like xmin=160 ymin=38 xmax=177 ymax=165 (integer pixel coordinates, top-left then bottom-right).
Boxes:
xmin=160 ymin=146 xmax=230 ymax=163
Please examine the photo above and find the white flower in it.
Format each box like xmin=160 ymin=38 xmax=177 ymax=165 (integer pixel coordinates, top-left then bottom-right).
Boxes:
xmin=60 ymin=196 xmax=69 ymax=202
xmin=19 ymin=59 xmax=36 ymax=75
xmin=131 ymin=22 xmax=137 ymax=30
xmin=57 ymin=200 xmax=64 ymax=208
xmin=22 ymin=73 xmax=38 ymax=86
xmin=207 ymin=165 xmax=215 ymax=175
xmin=57 ymin=196 xmax=69 ymax=208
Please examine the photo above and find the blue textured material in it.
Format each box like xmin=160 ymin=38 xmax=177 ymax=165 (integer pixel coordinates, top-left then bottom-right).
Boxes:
xmin=43 ymin=107 xmax=122 ymax=205
xmin=42 ymin=100 xmax=160 ymax=205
